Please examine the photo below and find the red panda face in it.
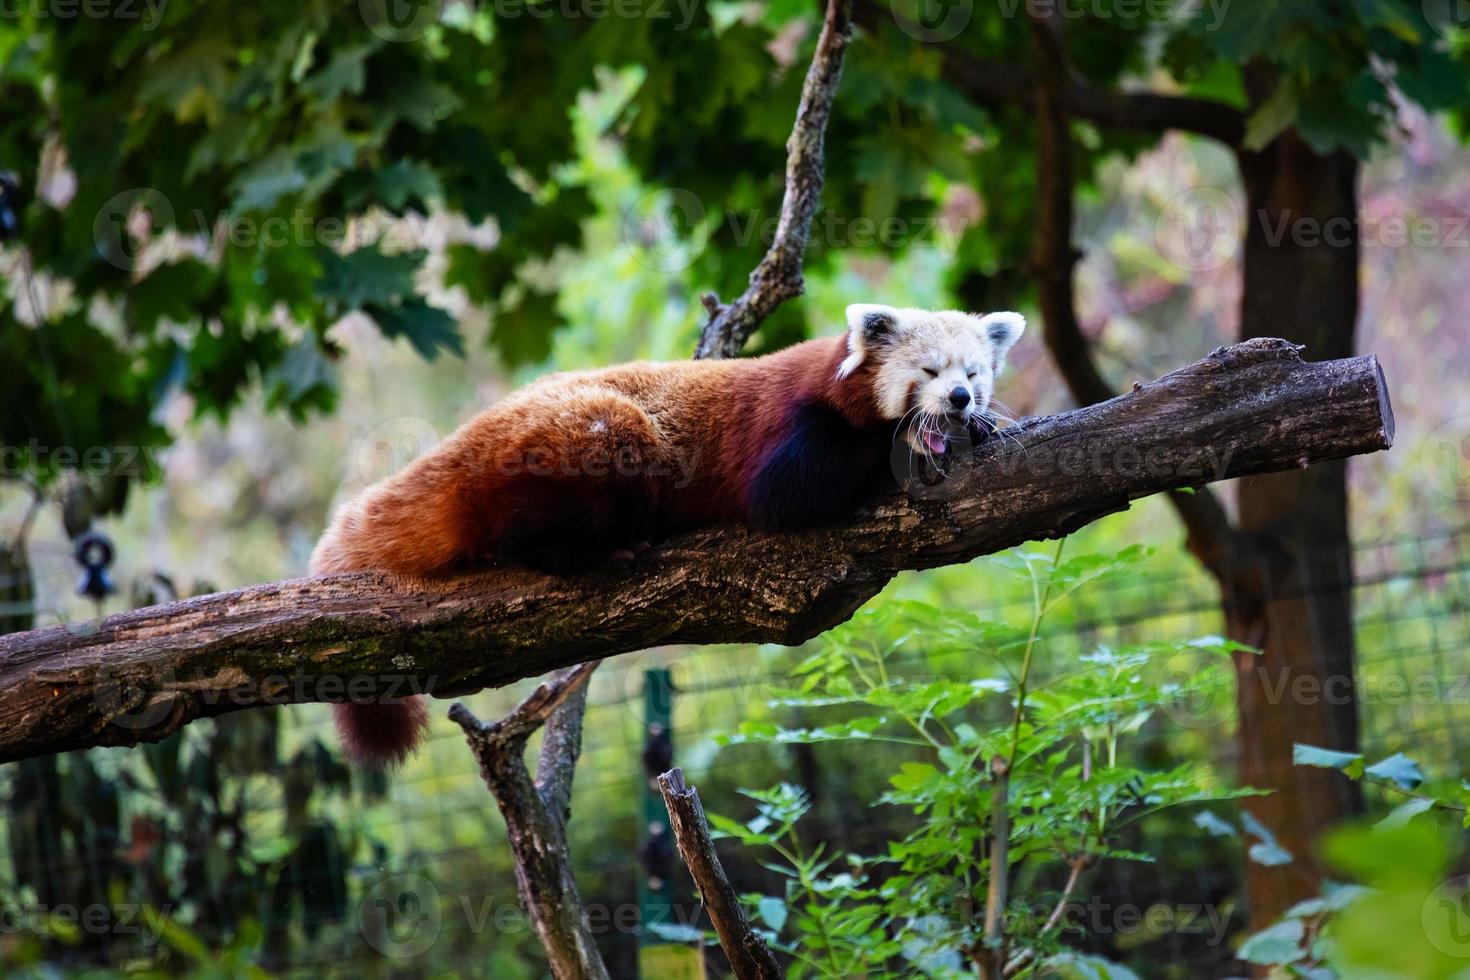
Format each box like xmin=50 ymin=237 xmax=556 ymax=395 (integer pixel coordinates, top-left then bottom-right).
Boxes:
xmin=837 ymin=304 xmax=1025 ymax=459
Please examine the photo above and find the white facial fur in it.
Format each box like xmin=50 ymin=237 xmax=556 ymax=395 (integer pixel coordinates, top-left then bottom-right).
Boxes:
xmin=838 ymin=304 xmax=1025 ymax=455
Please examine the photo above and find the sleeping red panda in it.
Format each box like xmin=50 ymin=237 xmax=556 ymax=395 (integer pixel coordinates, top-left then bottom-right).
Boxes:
xmin=311 ymin=304 xmax=1025 ymax=765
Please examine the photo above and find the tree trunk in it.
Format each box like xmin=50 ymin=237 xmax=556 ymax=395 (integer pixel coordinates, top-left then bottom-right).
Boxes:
xmin=1231 ymin=131 xmax=1365 ymax=928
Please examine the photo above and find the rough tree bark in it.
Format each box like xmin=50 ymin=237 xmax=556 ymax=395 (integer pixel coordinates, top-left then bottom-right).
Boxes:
xmin=695 ymin=0 xmax=853 ymax=358
xmin=0 ymin=340 xmax=1392 ymax=763
xmin=657 ymin=768 xmax=785 ymax=980
xmin=450 ymin=664 xmax=608 ymax=980
xmin=1229 ymin=118 xmax=1365 ymax=926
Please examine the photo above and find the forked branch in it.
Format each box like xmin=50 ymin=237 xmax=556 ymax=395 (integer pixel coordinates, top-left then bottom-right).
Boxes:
xmin=696 ymin=0 xmax=854 ymax=358
xmin=450 ymin=663 xmax=607 ymax=980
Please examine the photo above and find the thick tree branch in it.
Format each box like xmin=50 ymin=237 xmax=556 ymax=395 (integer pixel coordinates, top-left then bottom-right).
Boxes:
xmin=0 ymin=340 xmax=1392 ymax=763
xmin=696 ymin=0 xmax=854 ymax=358
xmin=937 ymin=47 xmax=1244 ymax=146
xmin=449 ymin=663 xmax=607 ymax=980
xmin=1024 ymin=6 xmax=1237 ymax=580
xmin=848 ymin=0 xmax=1244 ymax=146
xmin=656 ymin=768 xmax=785 ymax=980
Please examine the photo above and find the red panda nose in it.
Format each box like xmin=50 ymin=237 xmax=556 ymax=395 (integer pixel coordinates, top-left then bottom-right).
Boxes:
xmin=948 ymin=387 xmax=971 ymax=410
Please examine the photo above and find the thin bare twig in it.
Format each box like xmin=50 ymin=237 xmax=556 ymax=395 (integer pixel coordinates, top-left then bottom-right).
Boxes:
xmin=979 ymin=756 xmax=1011 ymax=980
xmin=695 ymin=0 xmax=854 ymax=359
xmin=1003 ymin=742 xmax=1094 ymax=977
xmin=657 ymin=768 xmax=786 ymax=980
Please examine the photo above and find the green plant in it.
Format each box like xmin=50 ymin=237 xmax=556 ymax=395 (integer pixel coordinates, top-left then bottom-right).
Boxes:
xmin=712 ymin=542 xmax=1256 ymax=978
xmin=1232 ymin=746 xmax=1470 ymax=978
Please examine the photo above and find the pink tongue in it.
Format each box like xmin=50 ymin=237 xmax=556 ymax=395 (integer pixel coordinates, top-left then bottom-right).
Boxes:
xmin=924 ymin=431 xmax=948 ymax=455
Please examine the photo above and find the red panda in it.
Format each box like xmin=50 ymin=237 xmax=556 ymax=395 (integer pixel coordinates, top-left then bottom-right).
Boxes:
xmin=312 ymin=304 xmax=1025 ymax=766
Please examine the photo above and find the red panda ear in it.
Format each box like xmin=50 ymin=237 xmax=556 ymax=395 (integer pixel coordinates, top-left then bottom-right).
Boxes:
xmin=846 ymin=303 xmax=898 ymax=339
xmin=839 ymin=304 xmax=900 ymax=378
xmin=974 ymin=311 xmax=1026 ymax=369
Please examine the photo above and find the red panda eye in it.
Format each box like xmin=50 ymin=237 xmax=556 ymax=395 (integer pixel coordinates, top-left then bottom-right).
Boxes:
xmin=923 ymin=367 xmax=939 ymax=378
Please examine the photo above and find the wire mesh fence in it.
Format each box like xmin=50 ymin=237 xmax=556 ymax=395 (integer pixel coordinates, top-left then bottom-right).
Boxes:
xmin=3 ymin=525 xmax=1469 ymax=978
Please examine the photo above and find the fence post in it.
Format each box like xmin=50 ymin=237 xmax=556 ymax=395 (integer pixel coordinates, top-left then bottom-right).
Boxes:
xmin=637 ymin=668 xmax=703 ymax=976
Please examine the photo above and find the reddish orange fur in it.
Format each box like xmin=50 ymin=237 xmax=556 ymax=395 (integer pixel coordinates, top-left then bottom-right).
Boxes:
xmin=311 ymin=335 xmax=888 ymax=767
xmin=310 ymin=335 xmax=880 ymax=578
xmin=312 ymin=305 xmax=1027 ymax=767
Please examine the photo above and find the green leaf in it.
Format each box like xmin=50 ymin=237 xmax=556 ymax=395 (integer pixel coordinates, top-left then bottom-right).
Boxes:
xmin=375 ymin=160 xmax=443 ymax=212
xmin=316 ymin=248 xmax=423 ymax=309
xmin=1039 ymin=951 xmax=1143 ymax=979
xmin=264 ymin=338 xmax=337 ymax=413
xmin=1193 ymin=810 xmax=1238 ymax=838
xmin=1242 ymin=811 xmax=1294 ymax=867
xmin=1243 ymin=78 xmax=1298 ymax=151
xmin=1292 ymin=744 xmax=1365 ymax=779
xmin=490 ymin=289 xmax=563 ymax=367
xmin=1322 ymin=819 xmax=1449 ymax=885
xmin=647 ymin=922 xmax=707 ymax=943
xmin=1364 ymin=753 xmax=1425 ymax=791
xmin=301 ymin=46 xmax=371 ymax=103
xmin=1375 ymin=797 xmax=1435 ymax=830
xmin=1237 ymin=918 xmax=1305 ymax=965
xmin=365 ymin=299 xmax=464 ymax=360
xmin=757 ymin=896 xmax=788 ymax=934
xmin=231 ymin=150 xmax=310 ymax=213
xmin=888 ymin=762 xmax=939 ymax=793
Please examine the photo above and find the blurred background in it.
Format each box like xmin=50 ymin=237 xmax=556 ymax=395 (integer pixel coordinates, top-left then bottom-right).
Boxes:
xmin=1 ymin=0 xmax=1469 ymax=976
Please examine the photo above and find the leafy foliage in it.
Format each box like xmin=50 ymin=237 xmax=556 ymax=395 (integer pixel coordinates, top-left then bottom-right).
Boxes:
xmin=1237 ymin=746 xmax=1470 ymax=978
xmin=3 ymin=0 xmax=1466 ymax=506
xmin=711 ymin=543 xmax=1257 ymax=976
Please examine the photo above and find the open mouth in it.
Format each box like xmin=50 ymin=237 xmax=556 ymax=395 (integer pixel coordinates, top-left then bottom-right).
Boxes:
xmin=908 ymin=415 xmax=969 ymax=456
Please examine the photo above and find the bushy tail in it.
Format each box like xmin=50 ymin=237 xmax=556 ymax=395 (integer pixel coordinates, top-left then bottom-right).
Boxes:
xmin=332 ymin=698 xmax=430 ymax=768
xmin=310 ymin=467 xmax=470 ymax=579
